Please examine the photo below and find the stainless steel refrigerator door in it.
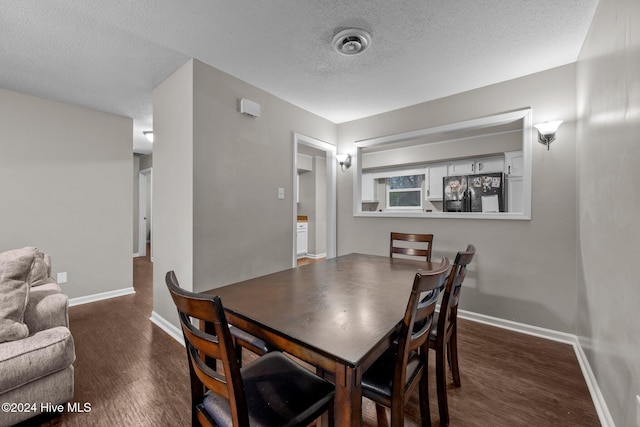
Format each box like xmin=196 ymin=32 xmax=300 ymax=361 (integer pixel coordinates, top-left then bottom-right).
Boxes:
xmin=443 ymin=175 xmax=469 ymax=212
xmin=468 ymin=173 xmax=506 ymax=212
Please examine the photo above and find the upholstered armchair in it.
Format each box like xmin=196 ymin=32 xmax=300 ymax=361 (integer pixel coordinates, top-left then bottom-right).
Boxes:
xmin=0 ymin=247 xmax=75 ymax=427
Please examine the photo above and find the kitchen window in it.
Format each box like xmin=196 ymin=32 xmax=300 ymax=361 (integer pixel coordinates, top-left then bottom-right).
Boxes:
xmin=386 ymin=175 xmax=423 ymax=210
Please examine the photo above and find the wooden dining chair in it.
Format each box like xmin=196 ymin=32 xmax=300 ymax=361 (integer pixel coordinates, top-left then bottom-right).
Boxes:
xmin=165 ymin=271 xmax=335 ymax=427
xmin=390 ymin=232 xmax=434 ymax=261
xmin=361 ymin=258 xmax=451 ymax=427
xmin=429 ymin=244 xmax=476 ymax=426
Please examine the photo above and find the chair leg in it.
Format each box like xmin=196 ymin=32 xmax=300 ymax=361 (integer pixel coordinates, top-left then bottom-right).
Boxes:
xmin=449 ymin=330 xmax=461 ymax=388
xmin=435 ymin=345 xmax=450 ymax=426
xmin=327 ymin=398 xmax=335 ymax=427
xmin=419 ymin=369 xmax=432 ymax=427
xmin=375 ymin=403 xmax=390 ymax=427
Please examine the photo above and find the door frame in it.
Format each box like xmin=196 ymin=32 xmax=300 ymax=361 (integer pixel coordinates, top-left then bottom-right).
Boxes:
xmin=292 ymin=133 xmax=337 ymax=267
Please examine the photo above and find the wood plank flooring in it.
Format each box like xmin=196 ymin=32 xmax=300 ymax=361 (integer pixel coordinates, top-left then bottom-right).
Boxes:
xmin=18 ymin=251 xmax=600 ymax=426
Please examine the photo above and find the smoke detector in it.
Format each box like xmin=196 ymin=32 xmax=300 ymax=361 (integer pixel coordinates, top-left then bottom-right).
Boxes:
xmin=332 ymin=29 xmax=371 ymax=56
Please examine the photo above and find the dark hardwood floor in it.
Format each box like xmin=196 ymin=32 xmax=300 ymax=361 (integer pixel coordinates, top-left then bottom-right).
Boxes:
xmin=21 ymin=250 xmax=600 ymax=426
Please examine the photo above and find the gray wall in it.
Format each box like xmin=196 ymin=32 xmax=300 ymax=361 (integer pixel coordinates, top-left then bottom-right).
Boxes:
xmin=576 ymin=0 xmax=640 ymax=424
xmin=337 ymin=64 xmax=578 ymax=332
xmin=152 ymin=59 xmax=336 ymax=326
xmin=152 ymin=59 xmax=194 ymax=324
xmin=0 ymin=88 xmax=133 ymax=299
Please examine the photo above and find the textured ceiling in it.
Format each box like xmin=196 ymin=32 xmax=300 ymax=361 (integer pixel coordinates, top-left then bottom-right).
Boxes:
xmin=0 ymin=1 xmax=599 ymax=154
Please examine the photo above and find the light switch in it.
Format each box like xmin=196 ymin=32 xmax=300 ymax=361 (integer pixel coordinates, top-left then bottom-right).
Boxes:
xmin=57 ymin=272 xmax=67 ymax=284
xmin=278 ymin=187 xmax=285 ymax=200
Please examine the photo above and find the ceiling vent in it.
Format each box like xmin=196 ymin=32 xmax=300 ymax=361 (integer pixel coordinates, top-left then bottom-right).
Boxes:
xmin=332 ymin=29 xmax=371 ymax=56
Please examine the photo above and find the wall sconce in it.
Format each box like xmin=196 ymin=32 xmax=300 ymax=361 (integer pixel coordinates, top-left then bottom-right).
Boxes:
xmin=143 ymin=131 xmax=154 ymax=143
xmin=336 ymin=153 xmax=351 ymax=172
xmin=534 ymin=121 xmax=562 ymax=150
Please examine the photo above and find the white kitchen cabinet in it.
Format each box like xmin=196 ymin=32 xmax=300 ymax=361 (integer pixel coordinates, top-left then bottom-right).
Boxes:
xmin=296 ymin=222 xmax=308 ymax=257
xmin=447 ymin=155 xmax=504 ymax=175
xmin=447 ymin=159 xmax=476 ymax=175
xmin=507 ymin=176 xmax=524 ymax=213
xmin=426 ymin=163 xmax=448 ymax=201
xmin=361 ymin=172 xmax=378 ymax=202
xmin=477 ymin=156 xmax=505 ymax=173
xmin=504 ymin=150 xmax=524 ymax=177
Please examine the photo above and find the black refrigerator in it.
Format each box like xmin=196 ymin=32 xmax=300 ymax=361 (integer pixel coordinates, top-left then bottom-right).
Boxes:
xmin=443 ymin=173 xmax=507 ymax=212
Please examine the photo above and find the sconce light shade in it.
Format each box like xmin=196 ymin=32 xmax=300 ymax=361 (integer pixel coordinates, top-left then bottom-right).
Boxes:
xmin=534 ymin=120 xmax=562 ymax=150
xmin=336 ymin=153 xmax=352 ymax=172
xmin=143 ymin=131 xmax=154 ymax=143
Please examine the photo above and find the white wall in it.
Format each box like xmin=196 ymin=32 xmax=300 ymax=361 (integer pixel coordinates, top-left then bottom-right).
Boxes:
xmin=337 ymin=64 xmax=578 ymax=332
xmin=133 ymin=155 xmax=140 ymax=254
xmin=0 ymin=88 xmax=133 ymax=299
xmin=314 ymin=156 xmax=327 ymax=256
xmin=298 ymin=156 xmax=328 ymax=257
xmin=576 ymin=0 xmax=640 ymax=424
xmin=133 ymin=154 xmax=153 ymax=255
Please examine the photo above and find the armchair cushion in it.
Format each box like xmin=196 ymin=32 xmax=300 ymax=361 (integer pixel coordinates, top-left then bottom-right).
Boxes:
xmin=0 ymin=247 xmax=57 ymax=343
xmin=0 ymin=326 xmax=75 ymax=393
xmin=0 ymin=248 xmax=33 ymax=343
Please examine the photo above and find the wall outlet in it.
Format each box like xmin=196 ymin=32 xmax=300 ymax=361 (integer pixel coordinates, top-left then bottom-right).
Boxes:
xmin=57 ymin=272 xmax=67 ymax=284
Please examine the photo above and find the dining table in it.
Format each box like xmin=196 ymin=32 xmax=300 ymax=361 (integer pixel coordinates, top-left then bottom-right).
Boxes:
xmin=204 ymin=253 xmax=443 ymax=427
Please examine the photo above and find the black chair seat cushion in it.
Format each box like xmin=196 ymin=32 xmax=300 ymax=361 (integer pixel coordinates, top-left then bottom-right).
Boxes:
xmin=202 ymin=352 xmax=334 ymax=427
xmin=361 ymin=346 xmax=421 ymax=408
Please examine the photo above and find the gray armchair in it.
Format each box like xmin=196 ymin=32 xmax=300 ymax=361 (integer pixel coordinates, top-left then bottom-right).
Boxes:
xmin=0 ymin=247 xmax=75 ymax=427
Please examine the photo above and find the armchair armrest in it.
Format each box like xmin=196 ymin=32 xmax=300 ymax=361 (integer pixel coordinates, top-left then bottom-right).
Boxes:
xmin=23 ymin=283 xmax=69 ymax=333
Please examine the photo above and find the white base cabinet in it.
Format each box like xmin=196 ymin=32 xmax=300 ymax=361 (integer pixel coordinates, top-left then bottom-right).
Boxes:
xmin=296 ymin=222 xmax=308 ymax=257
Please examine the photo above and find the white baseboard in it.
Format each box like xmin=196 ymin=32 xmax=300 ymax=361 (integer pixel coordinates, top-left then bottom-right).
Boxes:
xmin=572 ymin=338 xmax=615 ymax=427
xmin=133 ymin=252 xmax=140 ymax=258
xmin=458 ymin=309 xmax=576 ymax=344
xmin=150 ymin=311 xmax=184 ymax=346
xmin=68 ymin=287 xmax=135 ymax=307
xmin=459 ymin=309 xmax=614 ymax=427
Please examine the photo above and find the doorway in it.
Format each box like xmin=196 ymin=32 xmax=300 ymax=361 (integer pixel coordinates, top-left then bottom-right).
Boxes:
xmin=138 ymin=167 xmax=152 ymax=259
xmin=292 ymin=133 xmax=337 ymax=267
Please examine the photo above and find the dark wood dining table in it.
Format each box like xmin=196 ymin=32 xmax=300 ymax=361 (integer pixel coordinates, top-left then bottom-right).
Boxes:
xmin=204 ymin=253 xmax=441 ymax=427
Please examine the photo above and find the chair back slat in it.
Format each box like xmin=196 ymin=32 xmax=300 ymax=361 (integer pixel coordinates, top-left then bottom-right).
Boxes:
xmin=165 ymin=271 xmax=250 ymax=426
xmin=187 ymin=340 xmax=230 ymax=398
xmin=405 ymin=259 xmax=450 ymax=354
xmin=390 ymin=232 xmax=434 ymax=262
xmin=392 ymin=258 xmax=450 ymax=398
xmin=438 ymin=245 xmax=476 ymax=343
